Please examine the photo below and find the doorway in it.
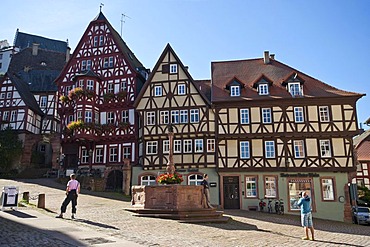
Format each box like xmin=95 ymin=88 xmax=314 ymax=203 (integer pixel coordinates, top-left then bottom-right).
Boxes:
xmin=223 ymin=176 xmax=240 ymax=209
xmin=106 ymin=170 xmax=123 ymax=192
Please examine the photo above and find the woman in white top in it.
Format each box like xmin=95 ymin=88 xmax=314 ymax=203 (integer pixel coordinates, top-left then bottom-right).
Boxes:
xmin=56 ymin=173 xmax=80 ymax=219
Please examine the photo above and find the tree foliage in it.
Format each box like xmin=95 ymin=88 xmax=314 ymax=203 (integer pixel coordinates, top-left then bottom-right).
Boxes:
xmin=0 ymin=127 xmax=23 ymax=171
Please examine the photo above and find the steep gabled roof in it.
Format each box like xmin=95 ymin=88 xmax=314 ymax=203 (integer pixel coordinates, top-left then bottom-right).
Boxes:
xmin=5 ymin=73 xmax=43 ymax=115
xmin=354 ymin=129 xmax=370 ymax=161
xmin=14 ymin=30 xmax=68 ymax=53
xmin=134 ymin=43 xmax=211 ymax=107
xmin=8 ymin=47 xmax=66 ymax=92
xmin=211 ymin=57 xmax=365 ymax=103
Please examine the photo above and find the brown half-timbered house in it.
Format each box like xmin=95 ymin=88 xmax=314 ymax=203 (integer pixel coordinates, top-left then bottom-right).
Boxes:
xmin=212 ymin=51 xmax=364 ymax=221
xmin=354 ymin=127 xmax=370 ymax=189
xmin=0 ymin=35 xmax=67 ymax=170
xmin=55 ymin=11 xmax=148 ymax=190
xmin=133 ymin=44 xmax=216 ymax=188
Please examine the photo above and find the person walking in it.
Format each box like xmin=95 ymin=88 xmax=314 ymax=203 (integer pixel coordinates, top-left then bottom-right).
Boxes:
xmin=297 ymin=191 xmax=315 ymax=241
xmin=56 ymin=173 xmax=80 ymax=219
xmin=201 ymin=174 xmax=213 ymax=208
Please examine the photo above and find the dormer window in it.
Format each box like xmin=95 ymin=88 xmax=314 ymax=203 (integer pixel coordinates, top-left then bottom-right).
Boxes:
xmin=258 ymin=84 xmax=269 ymax=95
xmin=288 ymin=83 xmax=303 ymax=97
xmin=230 ymin=85 xmax=240 ymax=96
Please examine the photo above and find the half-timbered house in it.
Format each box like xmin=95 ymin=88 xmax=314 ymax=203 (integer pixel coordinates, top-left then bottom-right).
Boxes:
xmin=133 ymin=44 xmax=217 ymax=191
xmin=0 ymin=35 xmax=68 ymax=170
xmin=212 ymin=51 xmax=364 ymax=221
xmin=55 ymin=11 xmax=148 ymax=190
xmin=354 ymin=127 xmax=370 ymax=189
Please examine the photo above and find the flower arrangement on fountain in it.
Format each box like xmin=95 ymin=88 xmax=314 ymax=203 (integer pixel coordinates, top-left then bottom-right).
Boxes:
xmin=156 ymin=172 xmax=184 ymax=185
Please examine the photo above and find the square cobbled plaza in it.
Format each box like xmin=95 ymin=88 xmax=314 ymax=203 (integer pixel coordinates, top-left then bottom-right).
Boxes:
xmin=0 ymin=178 xmax=369 ymax=247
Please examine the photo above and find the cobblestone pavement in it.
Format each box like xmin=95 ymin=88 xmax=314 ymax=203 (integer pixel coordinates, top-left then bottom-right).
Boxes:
xmin=0 ymin=178 xmax=369 ymax=247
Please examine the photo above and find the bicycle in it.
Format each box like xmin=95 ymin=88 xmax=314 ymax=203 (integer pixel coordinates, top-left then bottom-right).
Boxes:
xmin=259 ymin=198 xmax=266 ymax=212
xmin=275 ymin=199 xmax=284 ymax=215
xmin=267 ymin=199 xmax=273 ymax=213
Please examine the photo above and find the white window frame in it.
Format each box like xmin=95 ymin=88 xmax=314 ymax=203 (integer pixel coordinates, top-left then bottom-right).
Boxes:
xmin=87 ymin=60 xmax=92 ymax=70
xmin=293 ymin=140 xmax=305 ymax=158
xmin=240 ymin=141 xmax=250 ymax=159
xmin=81 ymin=149 xmax=89 ymax=163
xmin=174 ymin=140 xmax=181 ymax=153
xmin=265 ymin=141 xmax=275 ymax=158
xmin=288 ymin=82 xmax=302 ymax=97
xmin=230 ymin=85 xmax=240 ymax=96
xmin=319 ymin=106 xmax=330 ymax=122
xmin=146 ymin=141 xmax=158 ymax=155
xmin=195 ymin=139 xmax=203 ymax=153
xmin=183 ymin=139 xmax=192 ymax=153
xmin=160 ymin=111 xmax=169 ymax=125
xmin=265 ymin=176 xmax=277 ymax=198
xmin=87 ymin=80 xmax=94 ymax=90
xmin=95 ymin=148 xmax=103 ymax=163
xmin=107 ymin=83 xmax=114 ymax=93
xmin=163 ymin=140 xmax=169 ymax=154
xmin=262 ymin=108 xmax=272 ymax=124
xmin=122 ymin=146 xmax=130 ymax=160
xmin=85 ymin=110 xmax=92 ymax=123
xmin=188 ymin=174 xmax=204 ymax=185
xmin=122 ymin=110 xmax=129 ymax=123
xmin=109 ymin=147 xmax=118 ymax=162
xmin=141 ymin=175 xmax=157 ymax=185
xmin=258 ymin=84 xmax=269 ymax=95
xmin=154 ymin=86 xmax=162 ymax=96
xmin=146 ymin=111 xmax=155 ymax=125
xmin=10 ymin=110 xmax=17 ymax=122
xmin=190 ymin=109 xmax=199 ymax=123
xmin=171 ymin=110 xmax=179 ymax=124
xmin=321 ymin=178 xmax=335 ymax=201
xmin=81 ymin=60 xmax=87 ymax=71
xmin=207 ymin=139 xmax=215 ymax=152
xmin=40 ymin=96 xmax=47 ymax=108
xmin=170 ymin=64 xmax=177 ymax=73
xmin=245 ymin=176 xmax=257 ymax=198
xmin=108 ymin=56 xmax=114 ymax=68
xmin=107 ymin=112 xmax=115 ymax=124
xmin=240 ymin=109 xmax=249 ymax=124
xmin=320 ymin=140 xmax=331 ymax=157
xmin=99 ymin=35 xmax=104 ymax=46
xmin=93 ymin=36 xmax=98 ymax=47
xmin=294 ymin=107 xmax=304 ymax=123
xmin=180 ymin=110 xmax=188 ymax=123
xmin=178 ymin=84 xmax=186 ymax=95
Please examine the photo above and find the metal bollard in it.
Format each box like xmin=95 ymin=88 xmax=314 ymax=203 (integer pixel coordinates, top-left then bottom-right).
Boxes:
xmin=37 ymin=194 xmax=45 ymax=209
xmin=23 ymin=192 xmax=29 ymax=203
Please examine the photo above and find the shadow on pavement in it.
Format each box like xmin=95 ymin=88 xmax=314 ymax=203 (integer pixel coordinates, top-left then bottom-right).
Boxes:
xmin=70 ymin=218 xmax=120 ymax=230
xmin=4 ymin=210 xmax=37 ymax=218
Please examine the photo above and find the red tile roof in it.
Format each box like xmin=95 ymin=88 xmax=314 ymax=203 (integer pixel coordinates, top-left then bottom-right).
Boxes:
xmin=211 ymin=58 xmax=364 ymax=102
xmin=356 ymin=141 xmax=370 ymax=161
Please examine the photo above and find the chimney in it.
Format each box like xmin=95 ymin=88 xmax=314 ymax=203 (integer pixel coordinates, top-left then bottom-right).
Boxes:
xmin=263 ymin=51 xmax=270 ymax=64
xmin=66 ymin=46 xmax=71 ymax=62
xmin=32 ymin=43 xmax=40 ymax=56
xmin=270 ymin=54 xmax=275 ymax=60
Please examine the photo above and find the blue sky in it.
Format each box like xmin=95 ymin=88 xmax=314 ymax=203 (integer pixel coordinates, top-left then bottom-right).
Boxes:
xmin=2 ymin=0 xmax=370 ymax=128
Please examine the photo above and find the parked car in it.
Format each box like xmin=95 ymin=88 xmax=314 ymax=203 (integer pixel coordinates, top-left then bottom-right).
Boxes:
xmin=352 ymin=206 xmax=370 ymax=225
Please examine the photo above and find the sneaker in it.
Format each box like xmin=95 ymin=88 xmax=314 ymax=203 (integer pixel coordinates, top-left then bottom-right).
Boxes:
xmin=302 ymin=237 xmax=310 ymax=240
xmin=55 ymin=215 xmax=63 ymax=219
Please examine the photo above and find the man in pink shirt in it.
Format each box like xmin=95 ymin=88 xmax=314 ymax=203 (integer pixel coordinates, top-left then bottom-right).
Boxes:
xmin=56 ymin=173 xmax=80 ymax=219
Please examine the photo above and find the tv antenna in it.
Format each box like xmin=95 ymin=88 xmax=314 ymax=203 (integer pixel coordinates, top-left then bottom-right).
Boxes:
xmin=120 ymin=13 xmax=131 ymax=37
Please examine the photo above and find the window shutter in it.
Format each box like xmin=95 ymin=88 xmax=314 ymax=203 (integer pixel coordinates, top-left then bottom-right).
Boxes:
xmin=162 ymin=64 xmax=169 ymax=73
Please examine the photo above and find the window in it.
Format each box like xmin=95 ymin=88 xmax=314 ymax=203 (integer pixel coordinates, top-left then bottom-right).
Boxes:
xmin=320 ymin=140 xmax=331 ymax=157
xmin=170 ymin=64 xmax=177 ymax=73
xmin=87 ymin=80 xmax=94 ymax=90
xmin=160 ymin=111 xmax=169 ymax=124
xmin=154 ymin=86 xmax=162 ymax=96
xmin=68 ymin=115 xmax=74 ymax=123
xmin=77 ymin=111 xmax=82 ymax=121
xmin=288 ymin=83 xmax=302 ymax=97
xmin=65 ymin=86 xmax=71 ymax=96
xmin=321 ymin=178 xmax=335 ymax=201
xmin=146 ymin=112 xmax=155 ymax=125
xmin=171 ymin=110 xmax=179 ymax=124
xmin=7 ymin=92 xmax=12 ymax=99
xmin=262 ymin=108 xmax=272 ymax=123
xmin=319 ymin=106 xmax=330 ymax=122
xmin=195 ymin=139 xmax=203 ymax=152
xmin=103 ymin=57 xmax=109 ymax=68
xmin=288 ymin=179 xmax=312 ymax=210
xmin=79 ymin=79 xmax=84 ymax=88
xmin=123 ymin=146 xmax=131 ymax=160
xmin=146 ymin=141 xmax=157 ymax=155
xmin=293 ymin=140 xmax=305 ymax=158
xmin=107 ymin=112 xmax=115 ymax=124
xmin=265 ymin=141 xmax=275 ymax=158
xmin=174 ymin=140 xmax=181 ymax=153
xmin=85 ymin=111 xmax=92 ymax=123
xmin=207 ymin=139 xmax=215 ymax=152
xmin=10 ymin=110 xmax=17 ymax=122
xmin=180 ymin=110 xmax=188 ymax=123
xmin=87 ymin=60 xmax=92 ymax=70
xmin=184 ymin=140 xmax=192 ymax=153
xmin=81 ymin=149 xmax=89 ymax=163
xmin=0 ymin=93 xmax=5 ymax=99
xmin=93 ymin=36 xmax=98 ymax=47
xmin=294 ymin=107 xmax=304 ymax=123
xmin=178 ymin=84 xmax=186 ymax=95
xmin=245 ymin=176 xmax=257 ymax=197
xmin=240 ymin=141 xmax=250 ymax=159
xmin=40 ymin=96 xmax=47 ymax=108
xmin=108 ymin=56 xmax=114 ymax=67
xmin=190 ymin=109 xmax=199 ymax=123
xmin=258 ymin=84 xmax=269 ymax=95
xmin=121 ymin=80 xmax=127 ymax=91
xmin=81 ymin=60 xmax=87 ymax=71
xmin=99 ymin=35 xmax=104 ymax=46
xmin=95 ymin=148 xmax=103 ymax=163
xmin=265 ymin=176 xmax=277 ymax=198
xmin=188 ymin=174 xmax=203 ymax=185
xmin=122 ymin=110 xmax=129 ymax=123
xmin=240 ymin=109 xmax=249 ymax=124
xmin=107 ymin=83 xmax=114 ymax=93
xmin=163 ymin=140 xmax=169 ymax=153
xmin=230 ymin=85 xmax=240 ymax=96
xmin=109 ymin=147 xmax=118 ymax=162
xmin=141 ymin=175 xmax=156 ymax=185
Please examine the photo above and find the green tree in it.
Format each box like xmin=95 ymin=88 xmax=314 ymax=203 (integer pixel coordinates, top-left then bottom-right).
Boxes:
xmin=0 ymin=127 xmax=23 ymax=172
